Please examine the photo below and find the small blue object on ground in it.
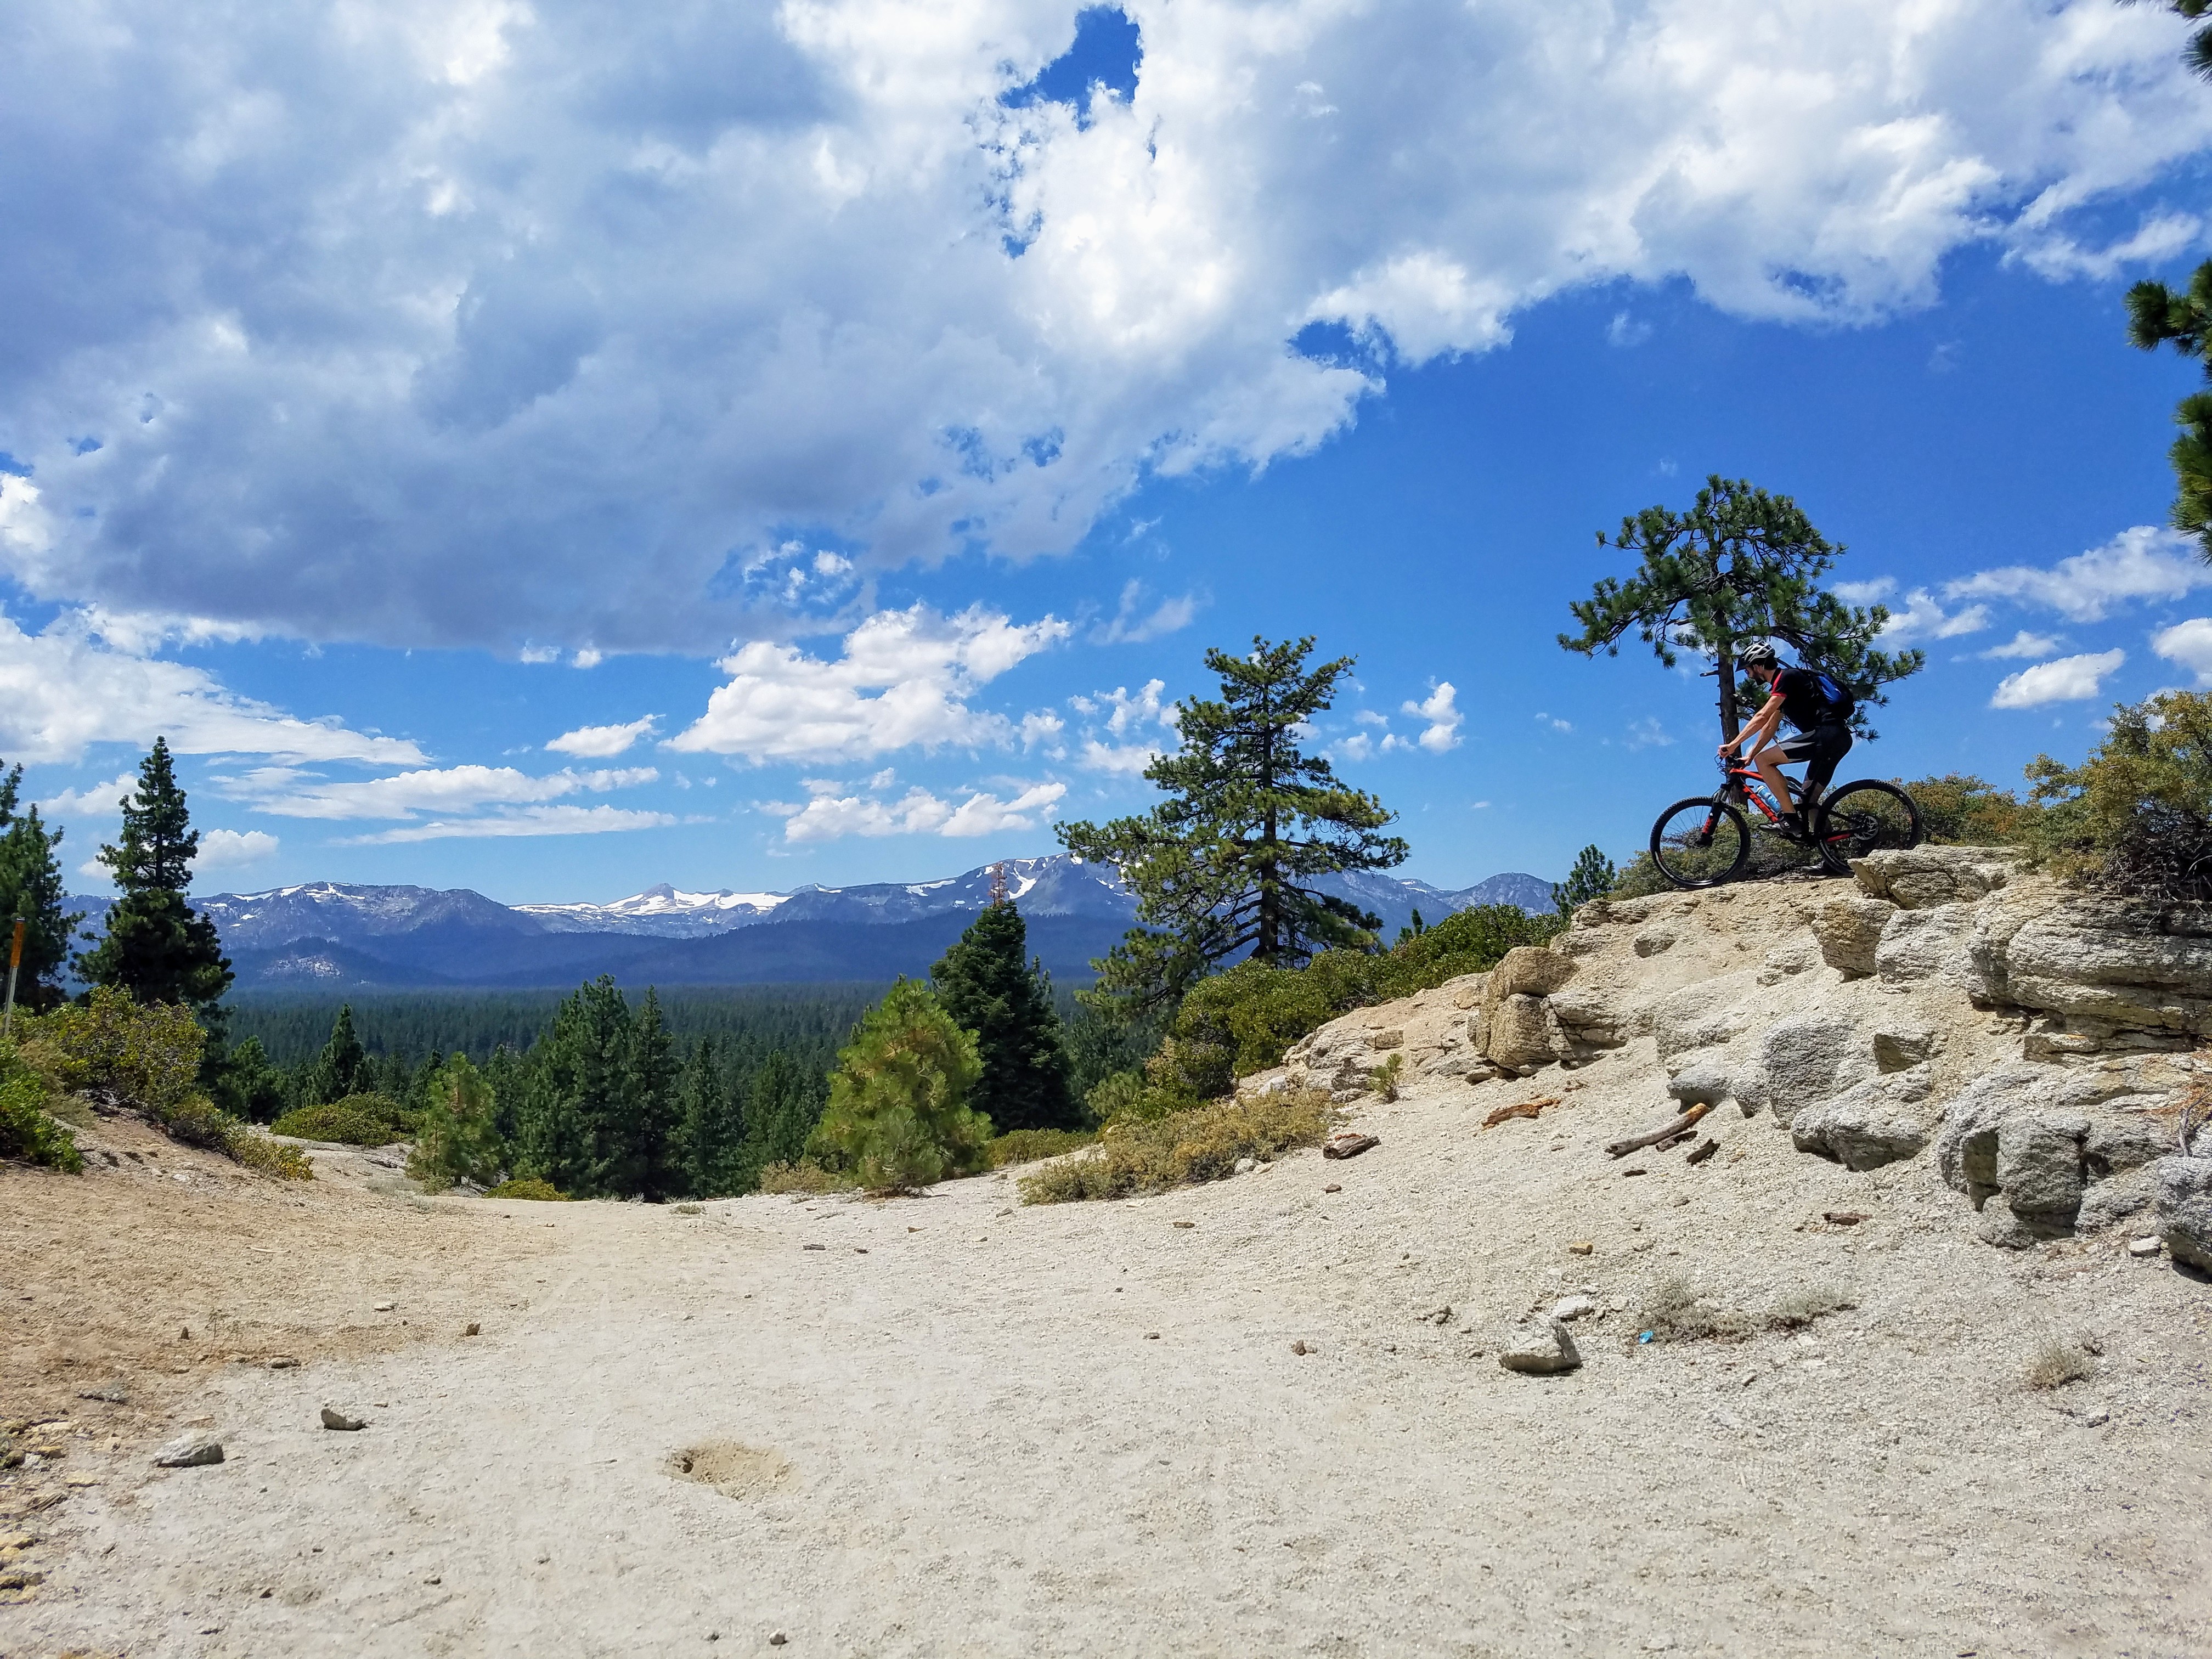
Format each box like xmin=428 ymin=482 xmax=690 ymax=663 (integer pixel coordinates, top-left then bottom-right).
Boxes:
xmin=1637 ymin=1331 xmax=1655 ymax=1345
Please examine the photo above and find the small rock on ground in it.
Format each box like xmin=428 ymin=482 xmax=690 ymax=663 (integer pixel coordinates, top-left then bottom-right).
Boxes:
xmin=152 ymin=1431 xmax=224 ymax=1468
xmin=320 ymin=1407 xmax=369 ymax=1431
xmin=1498 ymin=1318 xmax=1581 ymax=1376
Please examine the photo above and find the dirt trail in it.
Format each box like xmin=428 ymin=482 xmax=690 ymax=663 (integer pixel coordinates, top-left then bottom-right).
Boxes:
xmin=5 ymin=889 xmax=2212 ymax=1656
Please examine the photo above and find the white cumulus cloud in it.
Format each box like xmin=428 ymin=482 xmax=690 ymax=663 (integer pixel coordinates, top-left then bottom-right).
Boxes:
xmin=1980 ymin=630 xmax=2067 ymax=660
xmin=669 ymin=606 xmax=1069 ymax=763
xmin=547 ymin=715 xmax=661 ymax=758
xmin=1990 ymin=649 xmax=2127 ymax=708
xmin=2152 ymin=617 xmax=2212 ymax=683
xmin=0 ymin=2 xmax=2204 ymax=650
xmin=1402 ymin=682 xmax=1463 ymax=754
xmin=196 ymin=828 xmax=281 ymax=872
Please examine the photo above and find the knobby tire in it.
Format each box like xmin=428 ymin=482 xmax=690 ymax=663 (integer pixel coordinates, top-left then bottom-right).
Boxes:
xmin=1649 ymin=796 xmax=1751 ymax=889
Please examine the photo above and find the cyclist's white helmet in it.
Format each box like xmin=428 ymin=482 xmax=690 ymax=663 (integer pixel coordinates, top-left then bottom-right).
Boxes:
xmin=1739 ymin=641 xmax=1780 ymax=670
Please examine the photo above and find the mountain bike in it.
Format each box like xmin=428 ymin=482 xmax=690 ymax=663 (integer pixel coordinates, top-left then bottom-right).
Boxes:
xmin=1646 ymin=755 xmax=1921 ymax=889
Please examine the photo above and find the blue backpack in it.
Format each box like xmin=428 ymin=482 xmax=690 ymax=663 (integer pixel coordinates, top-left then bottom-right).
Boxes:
xmin=1810 ymin=670 xmax=1855 ymax=721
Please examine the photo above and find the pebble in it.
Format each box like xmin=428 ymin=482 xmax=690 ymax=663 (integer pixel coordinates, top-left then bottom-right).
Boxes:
xmin=1323 ymin=1183 xmax=1342 ymax=1194
xmin=1172 ymin=1221 xmax=1195 ymax=1230
xmin=464 ymin=1323 xmax=481 ymax=1337
xmin=1290 ymin=1340 xmax=1311 ymax=1356
xmin=1551 ymin=1295 xmax=1599 ymax=1323
xmin=1144 ymin=1331 xmax=1161 ymax=1340
xmin=2084 ymin=1407 xmax=2111 ymax=1427
xmin=319 ymin=1407 xmax=369 ymax=1432
xmin=76 ymin=1387 xmax=127 ymax=1405
xmin=372 ymin=1302 xmax=395 ymax=1313
xmin=152 ymin=1431 xmax=224 ymax=1468
xmin=268 ymin=1357 xmax=299 ymax=1370
xmin=1567 ymin=1241 xmax=1594 ymax=1256
xmin=802 ymin=1244 xmax=825 ymax=1252
xmin=770 ymin=1631 xmax=788 ymax=1646
xmin=2128 ymin=1237 xmax=2163 ymax=1259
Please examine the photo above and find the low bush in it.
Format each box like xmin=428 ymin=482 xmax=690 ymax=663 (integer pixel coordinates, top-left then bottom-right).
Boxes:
xmin=486 ymin=1177 xmax=569 ymax=1201
xmin=1765 ymin=1283 xmax=1854 ymax=1330
xmin=985 ymin=1127 xmax=1097 ymax=1169
xmin=1111 ymin=903 xmax=1565 ymax=1119
xmin=1018 ymin=1088 xmax=1333 ymax=1205
xmin=1901 ymin=773 xmax=2041 ymax=846
xmin=226 ymin=1128 xmax=314 ymax=1181
xmin=24 ymin=988 xmax=204 ymax=1119
xmin=0 ymin=1052 xmax=81 ymax=1173
xmin=808 ymin=981 xmax=990 ymax=1194
xmin=1634 ymin=1277 xmax=1754 ymax=1344
xmin=755 ymin=1159 xmax=856 ymax=1195
xmin=270 ymin=1093 xmax=413 ymax=1146
xmin=2025 ymin=690 xmax=2212 ymax=899
xmin=2026 ymin=1339 xmax=2095 ymax=1391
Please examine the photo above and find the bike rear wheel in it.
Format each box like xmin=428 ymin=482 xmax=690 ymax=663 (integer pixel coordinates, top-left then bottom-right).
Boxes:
xmin=1812 ymin=780 xmax=1922 ymax=873
xmin=1650 ymin=797 xmax=1751 ymax=889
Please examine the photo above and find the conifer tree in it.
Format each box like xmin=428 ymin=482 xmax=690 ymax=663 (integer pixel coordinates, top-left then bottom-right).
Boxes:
xmin=2126 ymin=261 xmax=2212 ymax=557
xmin=613 ymin=987 xmax=680 ymax=1199
xmin=673 ymin=1036 xmax=747 ymax=1196
xmin=520 ymin=976 xmax=630 ymax=1196
xmin=1560 ymin=477 xmax=1923 ymax=744
xmin=209 ymin=1036 xmax=290 ymax=1123
xmin=77 ymin=738 xmax=233 ymax=1011
xmin=930 ymin=900 xmax=1077 ymax=1133
xmin=741 ymin=1049 xmax=821 ymax=1179
xmin=307 ymin=1006 xmax=375 ymax=1105
xmin=0 ymin=760 xmax=81 ymax=1013
xmin=408 ymin=1053 xmax=507 ymax=1190
xmin=1553 ymin=846 xmax=1618 ymax=915
xmin=809 ymin=979 xmax=988 ymax=1193
xmin=1058 ymin=635 xmax=1409 ymax=1014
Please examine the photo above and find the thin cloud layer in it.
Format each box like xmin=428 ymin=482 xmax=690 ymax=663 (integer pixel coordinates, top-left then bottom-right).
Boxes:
xmin=0 ymin=610 xmax=425 ymax=766
xmin=343 ymin=805 xmax=679 ymax=845
xmin=2 ymin=2 xmax=2204 ymax=650
xmin=768 ymin=778 xmax=1066 ymax=843
xmin=227 ymin=764 xmax=658 ymax=821
xmin=548 ymin=715 xmax=661 ymax=758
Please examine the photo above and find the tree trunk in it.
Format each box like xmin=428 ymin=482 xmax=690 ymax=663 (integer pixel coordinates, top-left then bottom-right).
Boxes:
xmin=1716 ymin=636 xmax=1740 ymax=743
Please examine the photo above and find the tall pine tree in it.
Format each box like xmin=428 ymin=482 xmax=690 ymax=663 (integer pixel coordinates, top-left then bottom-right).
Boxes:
xmin=930 ymin=900 xmax=1077 ymax=1133
xmin=306 ymin=1005 xmax=375 ymax=1104
xmin=672 ymin=1036 xmax=748 ymax=1196
xmin=614 ymin=987 xmax=680 ymax=1199
xmin=1059 ymin=636 xmax=1408 ymax=1013
xmin=77 ymin=738 xmax=233 ymax=1011
xmin=0 ymin=760 xmax=81 ymax=1013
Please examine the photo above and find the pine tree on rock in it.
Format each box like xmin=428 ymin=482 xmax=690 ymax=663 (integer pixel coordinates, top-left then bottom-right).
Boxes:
xmin=0 ymin=760 xmax=82 ymax=1013
xmin=930 ymin=900 xmax=1077 ymax=1133
xmin=77 ymin=738 xmax=233 ymax=1011
xmin=1058 ymin=636 xmax=1409 ymax=1014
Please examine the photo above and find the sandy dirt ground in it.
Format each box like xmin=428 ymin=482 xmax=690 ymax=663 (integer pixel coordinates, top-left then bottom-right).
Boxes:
xmin=4 ymin=1026 xmax=2210 ymax=1659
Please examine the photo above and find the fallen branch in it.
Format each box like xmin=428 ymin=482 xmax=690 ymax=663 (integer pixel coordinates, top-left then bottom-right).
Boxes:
xmin=1605 ymin=1102 xmax=1712 ymax=1159
xmin=1684 ymin=1138 xmax=1719 ymax=1166
xmin=1482 ymin=1096 xmax=1561 ymax=1130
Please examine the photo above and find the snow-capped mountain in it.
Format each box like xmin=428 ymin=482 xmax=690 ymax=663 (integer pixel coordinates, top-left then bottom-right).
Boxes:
xmin=516 ymin=883 xmax=792 ymax=938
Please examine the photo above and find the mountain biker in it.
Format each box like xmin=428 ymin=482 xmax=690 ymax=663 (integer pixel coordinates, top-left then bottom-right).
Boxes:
xmin=1717 ymin=642 xmax=1853 ymax=840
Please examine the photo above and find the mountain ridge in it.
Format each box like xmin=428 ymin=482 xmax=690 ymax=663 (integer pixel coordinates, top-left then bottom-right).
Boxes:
xmin=67 ymin=854 xmax=1558 ymax=991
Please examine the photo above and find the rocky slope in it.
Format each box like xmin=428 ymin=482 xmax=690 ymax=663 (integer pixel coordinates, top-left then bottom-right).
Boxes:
xmin=1272 ymin=847 xmax=2211 ymax=1273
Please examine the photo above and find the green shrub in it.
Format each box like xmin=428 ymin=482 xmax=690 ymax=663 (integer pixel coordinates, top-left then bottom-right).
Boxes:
xmin=486 ymin=1177 xmax=569 ymax=1201
xmin=270 ymin=1093 xmax=411 ymax=1146
xmin=1902 ymin=774 xmax=2041 ymax=846
xmin=755 ymin=1159 xmax=856 ymax=1195
xmin=985 ymin=1127 xmax=1097 ymax=1169
xmin=407 ymin=1055 xmax=505 ymax=1190
xmin=25 ymin=987 xmax=204 ymax=1118
xmin=808 ymin=980 xmax=990 ymax=1194
xmin=1123 ymin=902 xmax=1564 ymax=1114
xmin=2026 ymin=691 xmax=2212 ymax=898
xmin=2026 ymin=1339 xmax=2096 ymax=1391
xmin=0 ymin=1052 xmax=81 ymax=1173
xmin=1083 ymin=1069 xmax=1153 ymax=1123
xmin=1018 ymin=1088 xmax=1333 ymax=1204
xmin=225 ymin=1128 xmax=314 ymax=1180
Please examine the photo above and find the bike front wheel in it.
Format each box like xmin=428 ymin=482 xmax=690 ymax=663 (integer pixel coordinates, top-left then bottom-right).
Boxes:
xmin=1813 ymin=781 xmax=1923 ymax=874
xmin=1650 ymin=797 xmax=1751 ymax=889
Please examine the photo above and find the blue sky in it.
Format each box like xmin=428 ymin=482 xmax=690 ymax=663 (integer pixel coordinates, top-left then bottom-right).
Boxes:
xmin=8 ymin=1 xmax=2212 ymax=902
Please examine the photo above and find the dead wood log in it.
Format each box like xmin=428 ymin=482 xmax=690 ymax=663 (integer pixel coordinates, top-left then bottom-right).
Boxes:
xmin=1605 ymin=1102 xmax=1712 ymax=1159
xmin=1482 ymin=1096 xmax=1561 ymax=1130
xmin=1684 ymin=1138 xmax=1719 ymax=1166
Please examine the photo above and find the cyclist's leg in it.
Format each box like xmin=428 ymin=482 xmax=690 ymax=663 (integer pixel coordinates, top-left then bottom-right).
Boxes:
xmin=1750 ymin=738 xmax=1804 ymax=822
xmin=1798 ymin=725 xmax=1853 ymax=807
